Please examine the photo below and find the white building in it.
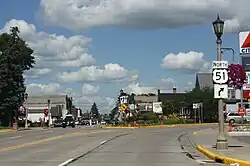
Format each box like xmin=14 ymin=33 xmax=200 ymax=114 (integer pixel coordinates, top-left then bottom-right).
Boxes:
xmin=26 ymin=95 xmax=69 ymax=123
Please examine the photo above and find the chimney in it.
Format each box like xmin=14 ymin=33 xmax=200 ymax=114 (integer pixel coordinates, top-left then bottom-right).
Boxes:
xmin=173 ymin=87 xmax=177 ymax=93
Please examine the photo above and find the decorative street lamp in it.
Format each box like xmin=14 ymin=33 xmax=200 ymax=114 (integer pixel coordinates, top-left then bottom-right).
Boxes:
xmin=212 ymin=14 xmax=228 ymax=150
xmin=24 ymin=93 xmax=28 ymax=129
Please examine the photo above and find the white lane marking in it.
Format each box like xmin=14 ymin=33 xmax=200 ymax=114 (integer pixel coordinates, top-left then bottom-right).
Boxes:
xmin=100 ymin=140 xmax=107 ymax=145
xmin=58 ymin=158 xmax=74 ymax=166
xmin=10 ymin=136 xmax=21 ymax=139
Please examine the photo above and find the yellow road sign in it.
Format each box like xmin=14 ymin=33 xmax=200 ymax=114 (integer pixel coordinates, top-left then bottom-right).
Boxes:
xmin=120 ymin=104 xmax=127 ymax=111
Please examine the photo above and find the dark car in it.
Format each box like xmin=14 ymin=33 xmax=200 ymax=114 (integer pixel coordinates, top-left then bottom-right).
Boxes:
xmin=54 ymin=119 xmax=63 ymax=127
xmin=62 ymin=114 xmax=75 ymax=128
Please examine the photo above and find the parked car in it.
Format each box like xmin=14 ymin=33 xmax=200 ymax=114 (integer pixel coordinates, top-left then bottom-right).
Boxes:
xmin=62 ymin=114 xmax=75 ymax=128
xmin=54 ymin=119 xmax=63 ymax=127
xmin=225 ymin=112 xmax=250 ymax=124
xmin=100 ymin=120 xmax=106 ymax=125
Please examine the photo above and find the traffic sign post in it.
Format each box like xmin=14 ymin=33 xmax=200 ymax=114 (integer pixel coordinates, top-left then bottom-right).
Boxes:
xmin=212 ymin=61 xmax=229 ymax=99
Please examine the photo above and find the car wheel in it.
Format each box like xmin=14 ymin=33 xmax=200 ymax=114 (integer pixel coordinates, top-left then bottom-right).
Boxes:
xmin=229 ymin=119 xmax=235 ymax=124
xmin=72 ymin=125 xmax=75 ymax=128
xmin=62 ymin=126 xmax=66 ymax=128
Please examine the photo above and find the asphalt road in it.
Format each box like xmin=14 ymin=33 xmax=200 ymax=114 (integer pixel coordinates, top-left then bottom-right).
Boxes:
xmin=233 ymin=136 xmax=250 ymax=144
xmin=0 ymin=125 xmax=210 ymax=166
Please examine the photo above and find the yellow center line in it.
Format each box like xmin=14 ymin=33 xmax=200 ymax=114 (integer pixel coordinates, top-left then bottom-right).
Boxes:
xmin=0 ymin=130 xmax=111 ymax=153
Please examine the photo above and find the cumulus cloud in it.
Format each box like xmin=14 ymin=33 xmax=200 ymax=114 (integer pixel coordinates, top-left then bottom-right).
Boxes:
xmin=57 ymin=63 xmax=138 ymax=83
xmin=82 ymin=83 xmax=100 ymax=96
xmin=123 ymin=82 xmax=156 ymax=94
xmin=26 ymin=83 xmax=61 ymax=95
xmin=161 ymin=51 xmax=211 ymax=73
xmin=0 ymin=19 xmax=95 ymax=78
xmin=39 ymin=0 xmax=249 ymax=33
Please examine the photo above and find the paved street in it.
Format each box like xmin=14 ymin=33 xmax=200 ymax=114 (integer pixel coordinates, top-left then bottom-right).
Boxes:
xmin=0 ymin=126 xmax=209 ymax=166
xmin=233 ymin=136 xmax=250 ymax=144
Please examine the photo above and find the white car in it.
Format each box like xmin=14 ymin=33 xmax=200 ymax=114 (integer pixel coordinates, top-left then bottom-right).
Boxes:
xmin=225 ymin=112 xmax=250 ymax=124
xmin=100 ymin=120 xmax=106 ymax=125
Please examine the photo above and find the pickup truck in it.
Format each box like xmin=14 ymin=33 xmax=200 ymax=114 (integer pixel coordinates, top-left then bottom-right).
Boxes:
xmin=225 ymin=112 xmax=250 ymax=124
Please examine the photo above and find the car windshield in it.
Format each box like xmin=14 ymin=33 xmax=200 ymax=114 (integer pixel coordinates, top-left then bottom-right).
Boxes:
xmin=64 ymin=116 xmax=73 ymax=121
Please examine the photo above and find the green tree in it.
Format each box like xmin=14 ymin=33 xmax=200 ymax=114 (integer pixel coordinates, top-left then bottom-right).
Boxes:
xmin=162 ymin=100 xmax=181 ymax=115
xmin=184 ymin=87 xmax=218 ymax=122
xmin=91 ymin=102 xmax=100 ymax=118
xmin=0 ymin=27 xmax=35 ymax=126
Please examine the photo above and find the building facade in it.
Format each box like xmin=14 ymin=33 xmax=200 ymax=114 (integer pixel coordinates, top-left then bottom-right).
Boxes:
xmin=26 ymin=95 xmax=70 ymax=123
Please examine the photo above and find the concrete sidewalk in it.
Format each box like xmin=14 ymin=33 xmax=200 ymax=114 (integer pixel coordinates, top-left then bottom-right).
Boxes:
xmin=192 ymin=128 xmax=250 ymax=165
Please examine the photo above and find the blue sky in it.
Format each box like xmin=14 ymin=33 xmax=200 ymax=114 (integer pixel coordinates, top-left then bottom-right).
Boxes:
xmin=0 ymin=0 xmax=247 ymax=112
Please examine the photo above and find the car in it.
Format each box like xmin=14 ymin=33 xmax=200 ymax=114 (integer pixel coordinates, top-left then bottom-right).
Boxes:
xmin=53 ymin=119 xmax=63 ymax=127
xmin=62 ymin=114 xmax=75 ymax=128
xmin=225 ymin=112 xmax=250 ymax=124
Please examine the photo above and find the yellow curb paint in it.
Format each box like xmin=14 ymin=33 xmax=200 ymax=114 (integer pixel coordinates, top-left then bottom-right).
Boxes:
xmin=196 ymin=145 xmax=250 ymax=166
xmin=0 ymin=130 xmax=111 ymax=153
xmin=0 ymin=129 xmax=16 ymax=133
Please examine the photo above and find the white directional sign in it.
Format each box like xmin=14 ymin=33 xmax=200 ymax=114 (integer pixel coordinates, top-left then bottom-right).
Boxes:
xmin=212 ymin=61 xmax=228 ymax=69
xmin=214 ymin=84 xmax=228 ymax=99
xmin=212 ymin=69 xmax=229 ymax=84
xmin=193 ymin=103 xmax=198 ymax=109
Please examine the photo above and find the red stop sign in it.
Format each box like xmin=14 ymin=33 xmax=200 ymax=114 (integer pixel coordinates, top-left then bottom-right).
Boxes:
xmin=238 ymin=107 xmax=246 ymax=116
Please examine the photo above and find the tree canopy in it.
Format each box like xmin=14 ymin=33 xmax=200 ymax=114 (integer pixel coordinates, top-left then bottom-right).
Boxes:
xmin=91 ymin=102 xmax=100 ymax=118
xmin=0 ymin=27 xmax=35 ymax=126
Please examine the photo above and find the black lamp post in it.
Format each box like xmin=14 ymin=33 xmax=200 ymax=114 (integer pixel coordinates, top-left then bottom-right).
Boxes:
xmin=24 ymin=93 xmax=28 ymax=128
xmin=212 ymin=14 xmax=228 ymax=150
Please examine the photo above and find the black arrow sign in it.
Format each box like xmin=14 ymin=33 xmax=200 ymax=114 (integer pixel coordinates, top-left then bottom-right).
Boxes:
xmin=218 ymin=88 xmax=224 ymax=96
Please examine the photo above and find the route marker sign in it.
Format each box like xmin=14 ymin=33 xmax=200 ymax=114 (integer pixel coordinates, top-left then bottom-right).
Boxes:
xmin=212 ymin=69 xmax=228 ymax=84
xmin=212 ymin=61 xmax=229 ymax=99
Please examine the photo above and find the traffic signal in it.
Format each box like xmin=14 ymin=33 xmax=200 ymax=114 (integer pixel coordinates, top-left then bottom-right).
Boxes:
xmin=44 ymin=108 xmax=48 ymax=116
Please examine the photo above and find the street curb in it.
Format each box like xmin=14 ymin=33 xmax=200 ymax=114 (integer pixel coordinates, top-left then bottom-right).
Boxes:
xmin=228 ymin=132 xmax=250 ymax=136
xmin=196 ymin=145 xmax=250 ymax=166
xmin=101 ymin=123 xmax=217 ymax=129
xmin=0 ymin=129 xmax=16 ymax=133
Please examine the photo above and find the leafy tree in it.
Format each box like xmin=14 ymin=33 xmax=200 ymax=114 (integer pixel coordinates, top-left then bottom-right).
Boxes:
xmin=184 ymin=87 xmax=218 ymax=122
xmin=162 ymin=100 xmax=181 ymax=115
xmin=90 ymin=102 xmax=100 ymax=118
xmin=0 ymin=27 xmax=35 ymax=126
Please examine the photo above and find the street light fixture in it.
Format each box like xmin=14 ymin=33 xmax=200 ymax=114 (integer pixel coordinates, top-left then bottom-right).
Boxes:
xmin=213 ymin=14 xmax=224 ymax=40
xmin=213 ymin=14 xmax=228 ymax=150
xmin=47 ymin=99 xmax=51 ymax=127
xmin=24 ymin=93 xmax=28 ymax=129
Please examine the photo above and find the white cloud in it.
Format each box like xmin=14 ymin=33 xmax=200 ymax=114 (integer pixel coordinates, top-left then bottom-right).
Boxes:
xmin=0 ymin=19 xmax=95 ymax=78
xmin=26 ymin=83 xmax=61 ymax=95
xmin=24 ymin=68 xmax=52 ymax=79
xmin=161 ymin=51 xmax=210 ymax=73
xmin=57 ymin=63 xmax=138 ymax=83
xmin=123 ymin=82 xmax=156 ymax=94
xmin=39 ymin=0 xmax=249 ymax=33
xmin=82 ymin=83 xmax=100 ymax=96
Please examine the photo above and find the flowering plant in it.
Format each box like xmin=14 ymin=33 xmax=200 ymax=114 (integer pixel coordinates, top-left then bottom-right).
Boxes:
xmin=228 ymin=64 xmax=246 ymax=89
